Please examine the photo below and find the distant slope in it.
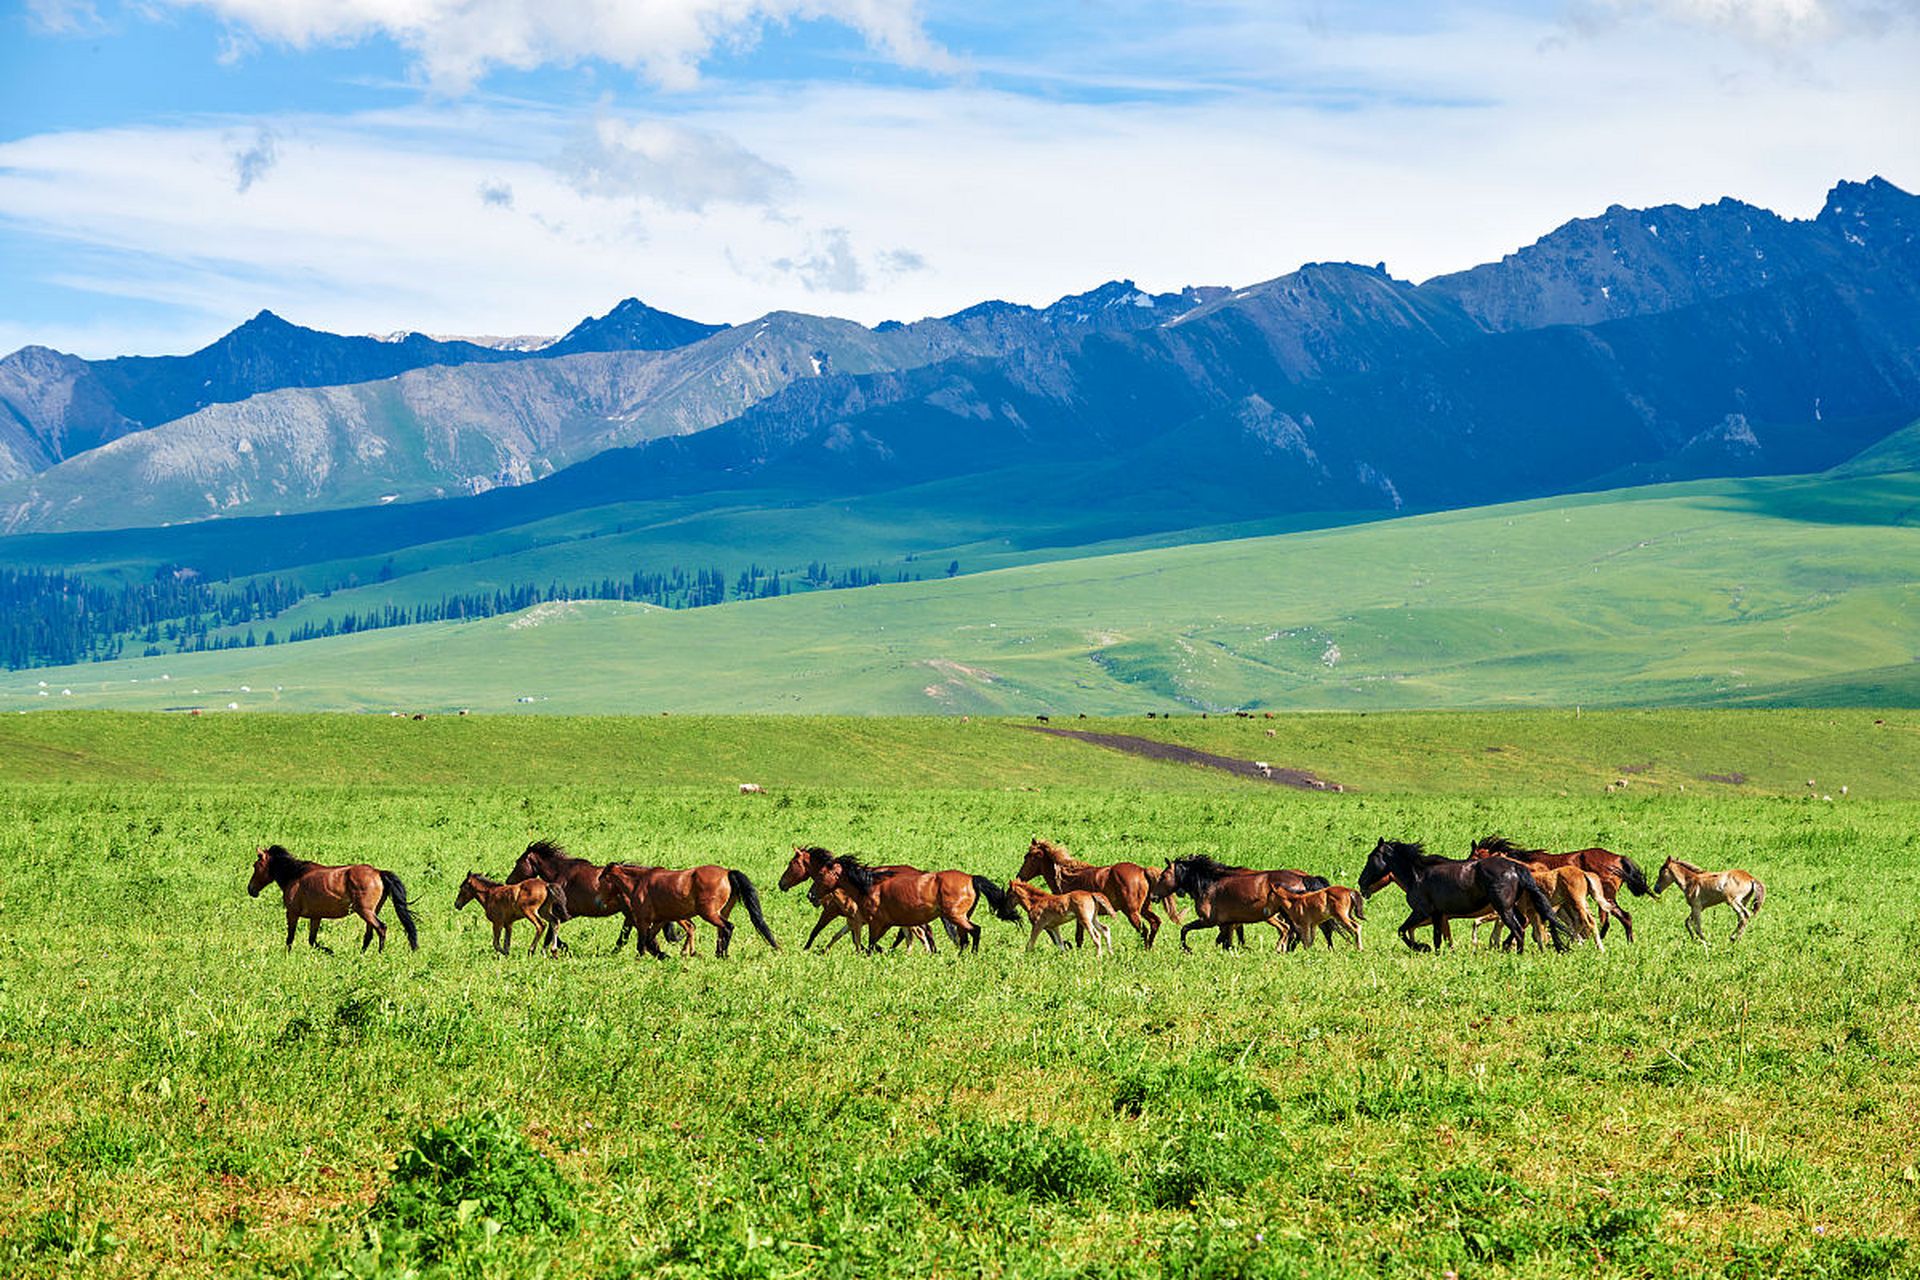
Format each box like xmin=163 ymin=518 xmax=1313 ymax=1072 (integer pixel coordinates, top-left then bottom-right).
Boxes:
xmin=11 ymin=464 xmax=1915 ymax=715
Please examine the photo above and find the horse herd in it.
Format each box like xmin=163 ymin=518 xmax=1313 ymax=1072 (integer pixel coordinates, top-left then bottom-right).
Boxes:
xmin=245 ymin=834 xmax=1767 ymax=958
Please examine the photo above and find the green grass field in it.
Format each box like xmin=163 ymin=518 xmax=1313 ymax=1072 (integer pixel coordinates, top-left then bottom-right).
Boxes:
xmin=3 ymin=711 xmax=1918 ymax=1278
xmin=9 ymin=465 xmax=1918 ymax=716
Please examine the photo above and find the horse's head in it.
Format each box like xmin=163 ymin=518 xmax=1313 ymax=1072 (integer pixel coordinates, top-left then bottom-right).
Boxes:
xmin=1016 ymin=839 xmax=1055 ymax=882
xmin=454 ymin=874 xmax=482 ymax=910
xmin=1004 ymin=877 xmax=1037 ymax=908
xmin=780 ymin=845 xmax=830 ymax=891
xmin=1652 ymin=859 xmax=1677 ymax=895
xmin=247 ymin=846 xmax=274 ymax=897
xmin=1358 ymin=839 xmax=1399 ymax=897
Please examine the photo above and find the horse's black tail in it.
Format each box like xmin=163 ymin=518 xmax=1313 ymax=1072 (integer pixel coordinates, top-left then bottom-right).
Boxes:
xmin=1515 ymin=868 xmax=1572 ymax=951
xmin=972 ymin=875 xmax=1021 ymax=922
xmin=379 ymin=870 xmax=420 ymax=950
xmin=1616 ymin=855 xmax=1652 ymax=897
xmin=727 ymin=869 xmax=780 ymax=950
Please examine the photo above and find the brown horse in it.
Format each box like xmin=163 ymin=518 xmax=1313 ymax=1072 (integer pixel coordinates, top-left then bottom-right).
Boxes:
xmin=779 ymin=846 xmax=941 ymax=952
xmin=1004 ymin=878 xmax=1117 ymax=955
xmin=1469 ymin=836 xmax=1650 ymax=940
xmin=602 ymin=863 xmax=779 ymax=959
xmin=808 ymin=853 xmax=1018 ymax=952
xmin=1478 ymin=865 xmax=1608 ymax=951
xmin=1016 ymin=837 xmax=1170 ymax=948
xmin=1158 ymin=856 xmax=1327 ymax=951
xmin=507 ymin=839 xmax=682 ymax=953
xmin=454 ymin=872 xmax=570 ymax=956
xmin=248 ymin=844 xmax=418 ymax=953
xmin=1148 ymin=856 xmax=1331 ymax=949
xmin=1272 ymin=884 xmax=1365 ymax=951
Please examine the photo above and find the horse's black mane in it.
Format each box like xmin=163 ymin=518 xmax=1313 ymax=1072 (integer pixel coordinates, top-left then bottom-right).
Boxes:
xmin=1475 ymin=835 xmax=1544 ymax=856
xmin=797 ymin=845 xmax=835 ymax=858
xmin=522 ymin=838 xmax=571 ymax=860
xmin=829 ymin=854 xmax=880 ymax=893
xmin=465 ymin=871 xmax=502 ymax=888
xmin=263 ymin=843 xmax=315 ymax=881
xmin=1169 ymin=854 xmax=1241 ymax=895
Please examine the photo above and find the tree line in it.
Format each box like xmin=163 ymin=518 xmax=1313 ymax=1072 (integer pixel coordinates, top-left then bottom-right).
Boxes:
xmin=0 ymin=559 xmax=933 ymax=670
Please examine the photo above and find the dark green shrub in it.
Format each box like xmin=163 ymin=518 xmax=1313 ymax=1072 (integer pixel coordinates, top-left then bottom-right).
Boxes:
xmin=903 ymin=1119 xmax=1121 ymax=1204
xmin=372 ymin=1111 xmax=576 ymax=1256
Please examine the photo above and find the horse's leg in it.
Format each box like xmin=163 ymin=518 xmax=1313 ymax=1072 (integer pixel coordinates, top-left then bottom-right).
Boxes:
xmin=1180 ymin=917 xmax=1213 ymax=952
xmin=1048 ymin=924 xmax=1069 ymax=950
xmin=284 ymin=909 xmax=298 ymax=951
xmin=1491 ymin=896 xmax=1530 ymax=954
xmin=1398 ymin=912 xmax=1431 ymax=952
xmin=1136 ymin=904 xmax=1159 ymax=949
xmin=1687 ymin=901 xmax=1707 ymax=945
xmin=308 ymin=917 xmax=335 ymax=954
xmin=705 ymin=905 xmax=735 ymax=959
xmin=1073 ymin=920 xmax=1086 ymax=949
xmin=803 ymin=906 xmax=839 ymax=951
xmin=1729 ymin=898 xmax=1752 ymax=942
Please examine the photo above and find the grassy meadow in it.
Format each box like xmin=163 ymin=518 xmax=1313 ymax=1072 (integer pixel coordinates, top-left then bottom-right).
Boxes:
xmin=7 ymin=464 xmax=1920 ymax=717
xmin=3 ymin=711 xmax=1918 ymax=1278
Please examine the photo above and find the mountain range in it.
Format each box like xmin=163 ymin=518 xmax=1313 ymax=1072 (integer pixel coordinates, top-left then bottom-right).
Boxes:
xmin=0 ymin=176 xmax=1914 ymax=565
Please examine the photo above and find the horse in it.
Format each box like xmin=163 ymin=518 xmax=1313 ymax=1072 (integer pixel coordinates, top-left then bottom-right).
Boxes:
xmin=1004 ymin=878 xmax=1117 ymax=955
xmin=1271 ymin=884 xmax=1366 ymax=951
xmin=601 ymin=863 xmax=779 ymax=959
xmin=779 ymin=846 xmax=941 ymax=952
xmin=507 ymin=839 xmax=679 ymax=953
xmin=248 ymin=844 xmax=418 ymax=953
xmin=1358 ymin=838 xmax=1571 ymax=953
xmin=1653 ymin=857 xmax=1765 ymax=944
xmin=1469 ymin=836 xmax=1651 ymax=941
xmin=1016 ymin=837 xmax=1171 ymax=948
xmin=454 ymin=872 xmax=570 ymax=956
xmin=1149 ymin=856 xmax=1330 ymax=949
xmin=809 ymin=854 xmax=1018 ymax=953
xmin=1478 ymin=865 xmax=1608 ymax=952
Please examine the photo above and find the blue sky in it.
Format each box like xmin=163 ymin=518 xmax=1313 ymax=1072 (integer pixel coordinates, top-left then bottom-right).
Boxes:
xmin=3 ymin=0 xmax=1917 ymax=356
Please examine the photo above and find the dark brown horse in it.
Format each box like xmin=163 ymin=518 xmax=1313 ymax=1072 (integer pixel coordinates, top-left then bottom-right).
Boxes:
xmin=1359 ymin=838 xmax=1570 ymax=953
xmin=248 ymin=844 xmax=418 ymax=953
xmin=1148 ymin=856 xmax=1329 ymax=948
xmin=1469 ymin=835 xmax=1651 ymax=941
xmin=778 ymin=846 xmax=940 ymax=952
xmin=507 ymin=839 xmax=681 ymax=952
xmin=1156 ymin=856 xmax=1331 ymax=951
xmin=601 ymin=863 xmax=779 ymax=959
xmin=1016 ymin=837 xmax=1170 ymax=948
xmin=808 ymin=853 xmax=1018 ymax=952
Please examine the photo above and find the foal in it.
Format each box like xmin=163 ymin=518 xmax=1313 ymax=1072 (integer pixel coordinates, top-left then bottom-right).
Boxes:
xmin=455 ymin=873 xmax=569 ymax=956
xmin=1005 ymin=878 xmax=1118 ymax=956
xmin=1272 ymin=884 xmax=1365 ymax=951
xmin=1654 ymin=857 xmax=1765 ymax=944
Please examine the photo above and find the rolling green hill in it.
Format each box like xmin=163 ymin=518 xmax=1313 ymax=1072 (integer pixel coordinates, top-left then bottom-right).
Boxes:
xmin=6 ymin=462 xmax=1916 ymax=715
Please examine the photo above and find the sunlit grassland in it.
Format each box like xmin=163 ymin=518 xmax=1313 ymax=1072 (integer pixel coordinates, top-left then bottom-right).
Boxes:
xmin=2 ymin=710 xmax=1918 ymax=1276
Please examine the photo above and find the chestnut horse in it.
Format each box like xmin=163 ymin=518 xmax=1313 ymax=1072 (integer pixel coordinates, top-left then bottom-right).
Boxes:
xmin=1016 ymin=837 xmax=1170 ymax=949
xmin=1149 ymin=856 xmax=1330 ymax=949
xmin=1004 ymin=878 xmax=1117 ymax=955
xmin=507 ymin=839 xmax=677 ymax=953
xmin=248 ymin=844 xmax=418 ymax=953
xmin=1158 ymin=856 xmax=1331 ymax=951
xmin=1272 ymin=884 xmax=1365 ymax=951
xmin=779 ymin=846 xmax=941 ymax=952
xmin=808 ymin=853 xmax=1018 ymax=952
xmin=602 ymin=863 xmax=778 ymax=959
xmin=1469 ymin=836 xmax=1650 ymax=941
xmin=454 ymin=872 xmax=570 ymax=956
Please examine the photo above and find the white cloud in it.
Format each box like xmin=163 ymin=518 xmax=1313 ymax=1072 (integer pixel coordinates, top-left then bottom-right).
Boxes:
xmin=771 ymin=226 xmax=866 ymax=292
xmin=25 ymin=0 xmax=106 ymax=35
xmin=556 ymin=117 xmax=792 ymax=210
xmin=1572 ymin=0 xmax=1920 ymax=43
xmin=155 ymin=0 xmax=947 ymax=91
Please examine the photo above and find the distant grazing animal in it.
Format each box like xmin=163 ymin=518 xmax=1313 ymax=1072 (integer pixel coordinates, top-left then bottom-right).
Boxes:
xmin=807 ymin=853 xmax=1019 ymax=953
xmin=1653 ymin=858 xmax=1765 ymax=944
xmin=601 ymin=862 xmax=778 ymax=959
xmin=454 ymin=872 xmax=570 ymax=956
xmin=1271 ymin=884 xmax=1366 ymax=951
xmin=1358 ymin=839 xmax=1570 ymax=953
xmin=739 ymin=783 xmax=764 ymax=794
xmin=778 ymin=846 xmax=940 ymax=952
xmin=1016 ymin=837 xmax=1172 ymax=948
xmin=1469 ymin=836 xmax=1651 ymax=941
xmin=1154 ymin=856 xmax=1332 ymax=951
xmin=1148 ymin=856 xmax=1327 ymax=949
xmin=248 ymin=844 xmax=418 ymax=953
xmin=508 ymin=839 xmax=676 ymax=953
xmin=1005 ymin=879 xmax=1117 ymax=955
